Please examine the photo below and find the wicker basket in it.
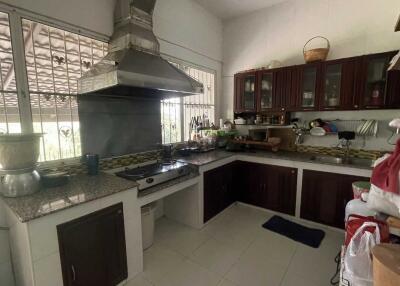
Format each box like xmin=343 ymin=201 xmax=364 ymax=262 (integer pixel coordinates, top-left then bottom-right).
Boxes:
xmin=303 ymin=36 xmax=330 ymax=63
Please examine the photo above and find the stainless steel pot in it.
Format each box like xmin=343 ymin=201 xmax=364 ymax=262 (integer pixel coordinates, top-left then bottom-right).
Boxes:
xmin=0 ymin=134 xmax=42 ymax=170
xmin=0 ymin=168 xmax=41 ymax=197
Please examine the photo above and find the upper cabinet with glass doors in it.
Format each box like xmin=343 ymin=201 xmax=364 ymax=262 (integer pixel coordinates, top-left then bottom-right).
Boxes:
xmin=234 ymin=71 xmax=257 ymax=113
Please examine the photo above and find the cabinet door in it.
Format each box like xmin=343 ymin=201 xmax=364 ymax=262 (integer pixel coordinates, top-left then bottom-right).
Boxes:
xmin=57 ymin=203 xmax=127 ymax=286
xmin=340 ymin=58 xmax=363 ymax=110
xmin=321 ymin=58 xmax=360 ymax=110
xmin=360 ymin=52 xmax=397 ymax=109
xmin=259 ymin=71 xmax=274 ymax=111
xmin=258 ymin=165 xmax=297 ymax=215
xmin=385 ymin=69 xmax=400 ymax=108
xmin=236 ymin=161 xmax=263 ymax=207
xmin=297 ymin=63 xmax=320 ymax=110
xmin=321 ymin=62 xmax=342 ymax=110
xmin=204 ymin=163 xmax=235 ymax=222
xmin=301 ymin=170 xmax=369 ymax=229
xmin=274 ymin=68 xmax=297 ymax=112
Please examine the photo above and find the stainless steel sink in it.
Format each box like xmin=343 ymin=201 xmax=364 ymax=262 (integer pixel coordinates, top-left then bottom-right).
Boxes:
xmin=309 ymin=155 xmax=374 ymax=167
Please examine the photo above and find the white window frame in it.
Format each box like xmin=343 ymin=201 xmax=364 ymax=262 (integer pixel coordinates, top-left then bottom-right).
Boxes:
xmin=161 ymin=55 xmax=217 ymax=143
xmin=0 ymin=2 xmax=109 ymax=135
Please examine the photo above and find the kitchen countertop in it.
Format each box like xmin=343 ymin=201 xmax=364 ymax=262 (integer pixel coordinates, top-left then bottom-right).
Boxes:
xmin=177 ymin=149 xmax=374 ymax=170
xmin=1 ymin=172 xmax=139 ymax=223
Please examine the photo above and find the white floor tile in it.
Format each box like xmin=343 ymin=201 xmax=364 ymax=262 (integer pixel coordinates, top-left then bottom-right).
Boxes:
xmin=148 ymin=205 xmax=342 ymax=286
xmin=125 ymin=273 xmax=154 ymax=286
xmin=225 ymin=253 xmax=287 ymax=286
xmin=245 ymin=229 xmax=297 ymax=268
xmin=155 ymin=218 xmax=210 ymax=257
xmin=217 ymin=278 xmax=238 ymax=286
xmin=190 ymin=238 xmax=242 ymax=275
xmin=142 ymin=243 xmax=185 ymax=284
xmin=280 ymin=271 xmax=320 ymax=286
xmin=155 ymin=259 xmax=222 ymax=286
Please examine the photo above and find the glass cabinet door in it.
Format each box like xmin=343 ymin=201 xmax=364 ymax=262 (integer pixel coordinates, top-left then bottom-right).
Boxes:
xmin=260 ymin=73 xmax=273 ymax=110
xmin=243 ymin=74 xmax=256 ymax=110
xmin=363 ymin=56 xmax=391 ymax=107
xmin=323 ymin=64 xmax=342 ymax=108
xmin=300 ymin=66 xmax=318 ymax=108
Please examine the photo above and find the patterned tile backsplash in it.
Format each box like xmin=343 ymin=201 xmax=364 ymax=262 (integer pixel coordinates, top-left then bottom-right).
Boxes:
xmin=40 ymin=150 xmax=162 ymax=175
xmin=295 ymin=145 xmax=386 ymax=160
xmin=40 ymin=145 xmax=386 ymax=176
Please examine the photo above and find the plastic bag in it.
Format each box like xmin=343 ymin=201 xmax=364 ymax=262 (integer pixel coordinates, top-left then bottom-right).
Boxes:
xmin=343 ymin=222 xmax=381 ymax=286
xmin=367 ymin=184 xmax=400 ymax=218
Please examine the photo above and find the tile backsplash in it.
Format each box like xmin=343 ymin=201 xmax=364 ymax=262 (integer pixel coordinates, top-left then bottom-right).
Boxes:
xmin=40 ymin=150 xmax=161 ymax=175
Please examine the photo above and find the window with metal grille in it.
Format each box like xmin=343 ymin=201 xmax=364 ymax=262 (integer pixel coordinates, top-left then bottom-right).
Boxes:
xmin=22 ymin=19 xmax=108 ymax=161
xmin=0 ymin=12 xmax=21 ymax=133
xmin=161 ymin=63 xmax=215 ymax=143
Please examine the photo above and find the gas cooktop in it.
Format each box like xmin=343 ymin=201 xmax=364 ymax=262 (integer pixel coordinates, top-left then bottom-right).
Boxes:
xmin=115 ymin=160 xmax=191 ymax=191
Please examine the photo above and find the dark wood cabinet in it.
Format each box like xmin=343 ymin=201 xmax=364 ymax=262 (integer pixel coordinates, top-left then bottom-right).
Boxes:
xmin=274 ymin=67 xmax=299 ymax=112
xmin=236 ymin=162 xmax=297 ymax=215
xmin=301 ymin=170 xmax=368 ymax=229
xmin=57 ymin=203 xmax=127 ymax=286
xmin=296 ymin=63 xmax=321 ymax=111
xmin=385 ymin=69 xmax=400 ymax=108
xmin=359 ymin=51 xmax=398 ymax=109
xmin=234 ymin=72 xmax=258 ymax=113
xmin=320 ymin=57 xmax=361 ymax=110
xmin=204 ymin=163 xmax=236 ymax=222
xmin=233 ymin=50 xmax=400 ymax=114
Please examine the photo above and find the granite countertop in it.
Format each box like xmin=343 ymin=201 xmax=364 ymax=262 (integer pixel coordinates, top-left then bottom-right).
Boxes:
xmin=177 ymin=149 xmax=374 ymax=170
xmin=1 ymin=172 xmax=139 ymax=223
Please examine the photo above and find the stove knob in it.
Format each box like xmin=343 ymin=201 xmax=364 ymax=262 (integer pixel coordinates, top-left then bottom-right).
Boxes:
xmin=146 ymin=178 xmax=154 ymax=184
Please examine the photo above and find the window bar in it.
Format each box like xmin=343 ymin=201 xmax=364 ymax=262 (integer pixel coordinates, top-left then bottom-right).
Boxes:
xmin=0 ymin=59 xmax=9 ymax=133
xmin=30 ymin=22 xmax=47 ymax=160
xmin=63 ymin=30 xmax=76 ymax=157
xmin=47 ymin=27 xmax=62 ymax=159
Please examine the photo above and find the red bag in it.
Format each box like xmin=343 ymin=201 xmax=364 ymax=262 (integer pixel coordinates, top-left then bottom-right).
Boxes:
xmin=345 ymin=214 xmax=390 ymax=246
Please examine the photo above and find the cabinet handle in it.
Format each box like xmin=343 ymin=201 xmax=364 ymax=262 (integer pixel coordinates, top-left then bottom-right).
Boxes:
xmin=71 ymin=264 xmax=76 ymax=281
xmin=354 ymin=105 xmax=358 ymax=108
xmin=291 ymin=170 xmax=295 ymax=174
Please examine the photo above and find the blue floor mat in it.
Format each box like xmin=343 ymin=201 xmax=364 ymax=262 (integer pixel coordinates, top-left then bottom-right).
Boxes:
xmin=262 ymin=215 xmax=325 ymax=248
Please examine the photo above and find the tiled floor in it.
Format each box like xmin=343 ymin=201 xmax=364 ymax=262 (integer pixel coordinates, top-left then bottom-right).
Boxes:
xmin=127 ymin=203 xmax=343 ymax=286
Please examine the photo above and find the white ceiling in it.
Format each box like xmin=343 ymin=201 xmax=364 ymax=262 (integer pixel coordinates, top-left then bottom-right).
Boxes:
xmin=194 ymin=0 xmax=288 ymax=20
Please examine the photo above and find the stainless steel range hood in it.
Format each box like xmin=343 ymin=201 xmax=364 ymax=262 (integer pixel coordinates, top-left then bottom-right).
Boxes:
xmin=77 ymin=0 xmax=203 ymax=98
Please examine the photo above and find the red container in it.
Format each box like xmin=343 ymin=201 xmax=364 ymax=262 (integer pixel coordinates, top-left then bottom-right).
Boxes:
xmin=345 ymin=214 xmax=390 ymax=246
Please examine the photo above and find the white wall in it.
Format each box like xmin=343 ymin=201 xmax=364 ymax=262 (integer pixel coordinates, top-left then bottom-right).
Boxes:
xmin=221 ymin=0 xmax=400 ymax=122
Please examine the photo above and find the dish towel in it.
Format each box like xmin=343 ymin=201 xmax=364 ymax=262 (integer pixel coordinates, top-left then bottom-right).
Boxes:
xmin=371 ymin=139 xmax=400 ymax=194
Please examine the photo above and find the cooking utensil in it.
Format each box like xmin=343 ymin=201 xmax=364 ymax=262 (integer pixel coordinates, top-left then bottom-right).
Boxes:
xmin=40 ymin=170 xmax=69 ymax=188
xmin=0 ymin=133 xmax=42 ymax=170
xmin=310 ymin=127 xmax=326 ymax=136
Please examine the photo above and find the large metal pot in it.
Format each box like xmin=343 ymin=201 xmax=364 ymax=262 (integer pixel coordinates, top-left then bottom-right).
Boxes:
xmin=0 ymin=168 xmax=41 ymax=197
xmin=0 ymin=134 xmax=42 ymax=170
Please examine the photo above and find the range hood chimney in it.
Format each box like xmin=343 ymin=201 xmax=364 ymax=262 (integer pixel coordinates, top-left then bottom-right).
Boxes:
xmin=77 ymin=0 xmax=204 ymax=98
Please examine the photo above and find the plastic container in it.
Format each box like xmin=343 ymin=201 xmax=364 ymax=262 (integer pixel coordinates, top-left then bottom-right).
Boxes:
xmin=352 ymin=181 xmax=371 ymax=200
xmin=141 ymin=203 xmax=156 ymax=250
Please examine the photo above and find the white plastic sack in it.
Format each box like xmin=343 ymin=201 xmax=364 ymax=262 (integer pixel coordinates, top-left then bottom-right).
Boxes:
xmin=367 ymin=184 xmax=400 ymax=218
xmin=343 ymin=222 xmax=381 ymax=286
xmin=367 ymin=153 xmax=400 ymax=218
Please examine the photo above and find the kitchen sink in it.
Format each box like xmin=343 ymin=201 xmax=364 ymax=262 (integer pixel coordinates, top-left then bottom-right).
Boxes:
xmin=309 ymin=155 xmax=375 ymax=168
